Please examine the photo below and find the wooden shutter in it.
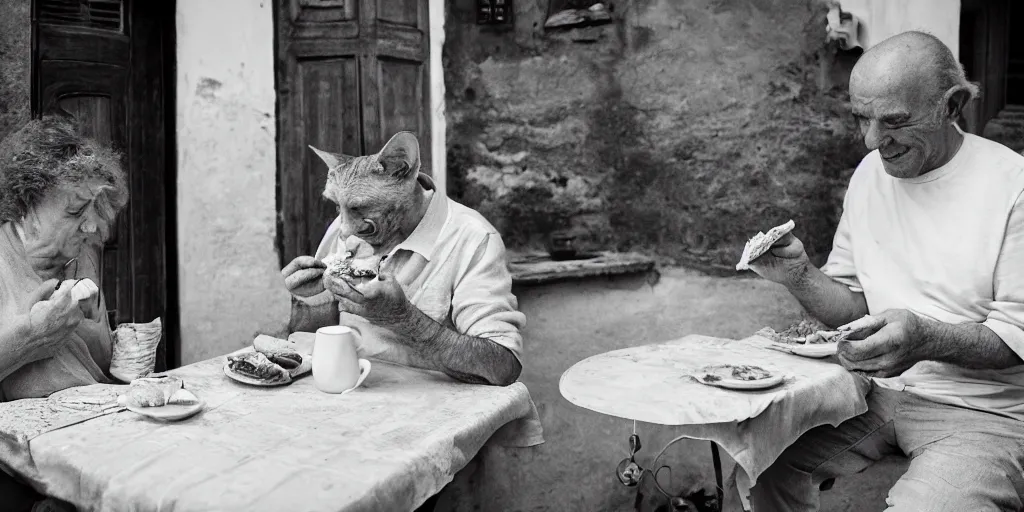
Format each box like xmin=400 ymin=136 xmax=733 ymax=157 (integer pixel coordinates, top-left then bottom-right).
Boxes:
xmin=33 ymin=0 xmax=175 ymax=369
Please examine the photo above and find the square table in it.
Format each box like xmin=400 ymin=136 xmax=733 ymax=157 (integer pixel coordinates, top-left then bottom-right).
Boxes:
xmin=0 ymin=335 xmax=544 ymax=512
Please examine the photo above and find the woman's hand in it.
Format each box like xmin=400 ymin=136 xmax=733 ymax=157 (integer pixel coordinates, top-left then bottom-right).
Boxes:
xmin=24 ymin=280 xmax=84 ymax=360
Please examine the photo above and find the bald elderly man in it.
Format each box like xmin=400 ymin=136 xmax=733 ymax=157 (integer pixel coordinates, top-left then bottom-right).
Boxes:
xmin=747 ymin=31 xmax=1024 ymax=511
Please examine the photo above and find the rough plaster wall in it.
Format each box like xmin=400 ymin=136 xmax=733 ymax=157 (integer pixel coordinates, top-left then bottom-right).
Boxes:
xmin=438 ymin=270 xmax=907 ymax=511
xmin=444 ymin=0 xmax=867 ymax=273
xmin=839 ymin=0 xmax=961 ymax=58
xmin=176 ymin=0 xmax=290 ymax=364
xmin=0 ymin=0 xmax=30 ymax=142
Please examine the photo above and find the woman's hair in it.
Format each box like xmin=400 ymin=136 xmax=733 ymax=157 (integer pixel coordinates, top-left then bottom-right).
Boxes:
xmin=0 ymin=115 xmax=129 ymax=228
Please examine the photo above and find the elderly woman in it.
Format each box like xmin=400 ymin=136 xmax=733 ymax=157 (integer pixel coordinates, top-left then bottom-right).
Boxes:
xmin=0 ymin=116 xmax=127 ymax=402
xmin=0 ymin=115 xmax=128 ymax=512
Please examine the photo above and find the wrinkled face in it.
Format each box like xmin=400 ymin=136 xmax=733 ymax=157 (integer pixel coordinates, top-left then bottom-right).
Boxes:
xmin=313 ymin=132 xmax=424 ymax=251
xmin=849 ymin=72 xmax=949 ymax=179
xmin=22 ymin=180 xmax=114 ymax=279
xmin=323 ymin=160 xmax=420 ymax=249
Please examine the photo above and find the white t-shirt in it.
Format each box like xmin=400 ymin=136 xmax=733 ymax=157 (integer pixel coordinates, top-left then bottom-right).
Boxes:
xmin=823 ymin=132 xmax=1024 ymax=420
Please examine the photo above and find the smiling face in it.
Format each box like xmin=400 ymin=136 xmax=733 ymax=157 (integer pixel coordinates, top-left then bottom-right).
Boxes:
xmin=848 ymin=35 xmax=966 ymax=179
xmin=22 ymin=180 xmax=117 ymax=279
xmin=311 ymin=132 xmax=427 ymax=253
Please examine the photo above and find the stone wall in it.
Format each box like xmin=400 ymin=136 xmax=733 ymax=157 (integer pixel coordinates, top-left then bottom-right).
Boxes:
xmin=0 ymin=0 xmax=31 ymax=141
xmin=443 ymin=0 xmax=866 ymax=273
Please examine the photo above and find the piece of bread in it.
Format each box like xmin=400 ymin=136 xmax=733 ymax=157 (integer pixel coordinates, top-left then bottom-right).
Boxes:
xmin=735 ymin=220 xmax=796 ymax=271
xmin=226 ymin=351 xmax=290 ymax=383
xmin=124 ymin=376 xmax=184 ymax=408
xmin=70 ymin=279 xmax=99 ymax=302
xmin=323 ymin=236 xmax=380 ymax=283
xmin=252 ymin=334 xmax=303 ymax=370
xmin=167 ymin=388 xmax=199 ymax=406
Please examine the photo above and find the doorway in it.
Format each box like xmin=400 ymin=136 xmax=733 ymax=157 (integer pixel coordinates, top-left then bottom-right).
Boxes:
xmin=272 ymin=0 xmax=433 ymax=266
xmin=959 ymin=0 xmax=1023 ymax=151
xmin=31 ymin=0 xmax=179 ymax=369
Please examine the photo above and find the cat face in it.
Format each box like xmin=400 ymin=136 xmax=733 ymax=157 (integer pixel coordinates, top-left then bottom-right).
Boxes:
xmin=310 ymin=132 xmax=423 ymax=251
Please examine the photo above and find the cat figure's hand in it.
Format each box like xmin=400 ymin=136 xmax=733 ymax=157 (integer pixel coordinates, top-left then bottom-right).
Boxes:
xmin=746 ymin=232 xmax=812 ymax=287
xmin=329 ymin=271 xmax=416 ymax=328
xmin=282 ymin=256 xmax=327 ymax=298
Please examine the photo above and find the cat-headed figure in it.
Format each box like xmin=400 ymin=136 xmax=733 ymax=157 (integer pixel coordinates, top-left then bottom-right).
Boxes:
xmin=281 ymin=131 xmax=525 ymax=386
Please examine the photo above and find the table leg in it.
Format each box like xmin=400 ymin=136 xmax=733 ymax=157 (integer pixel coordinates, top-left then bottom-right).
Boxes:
xmin=710 ymin=442 xmax=724 ymax=510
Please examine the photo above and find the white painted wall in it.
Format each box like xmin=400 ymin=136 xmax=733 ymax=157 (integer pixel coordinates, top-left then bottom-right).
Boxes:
xmin=175 ymin=1 xmax=447 ymax=364
xmin=429 ymin=0 xmax=447 ymax=195
xmin=176 ymin=0 xmax=291 ymax=364
xmin=839 ymin=0 xmax=961 ymax=59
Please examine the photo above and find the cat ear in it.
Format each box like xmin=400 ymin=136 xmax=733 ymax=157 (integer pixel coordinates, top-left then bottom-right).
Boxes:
xmin=377 ymin=131 xmax=420 ymax=179
xmin=308 ymin=145 xmax=354 ymax=170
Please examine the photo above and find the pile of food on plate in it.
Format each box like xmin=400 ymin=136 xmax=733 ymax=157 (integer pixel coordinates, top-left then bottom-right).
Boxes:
xmin=225 ymin=335 xmax=305 ymax=385
xmin=700 ymin=364 xmax=773 ymax=382
xmin=117 ymin=376 xmax=199 ymax=408
xmin=757 ymin=318 xmax=852 ymax=345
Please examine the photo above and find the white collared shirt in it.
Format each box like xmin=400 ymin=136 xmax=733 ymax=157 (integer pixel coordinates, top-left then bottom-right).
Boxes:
xmin=311 ymin=177 xmax=526 ymax=365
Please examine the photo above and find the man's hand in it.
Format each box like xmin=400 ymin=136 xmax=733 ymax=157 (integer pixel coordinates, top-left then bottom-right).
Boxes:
xmin=836 ymin=310 xmax=925 ymax=377
xmin=325 ymin=272 xmax=415 ymax=328
xmin=283 ymin=256 xmax=327 ymax=298
xmin=746 ymin=233 xmax=812 ymax=287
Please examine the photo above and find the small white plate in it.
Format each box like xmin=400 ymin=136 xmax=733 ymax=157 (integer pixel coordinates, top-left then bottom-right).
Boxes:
xmin=223 ymin=352 xmax=312 ymax=387
xmin=788 ymin=342 xmax=838 ymax=358
xmin=126 ymin=400 xmax=205 ymax=422
xmin=223 ymin=365 xmax=292 ymax=387
xmin=698 ymin=373 xmax=785 ymax=390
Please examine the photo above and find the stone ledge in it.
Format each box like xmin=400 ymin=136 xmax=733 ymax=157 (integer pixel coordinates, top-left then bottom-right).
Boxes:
xmin=508 ymin=251 xmax=657 ymax=286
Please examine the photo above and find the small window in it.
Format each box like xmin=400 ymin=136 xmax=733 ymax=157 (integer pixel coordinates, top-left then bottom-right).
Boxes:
xmin=39 ymin=0 xmax=124 ymax=33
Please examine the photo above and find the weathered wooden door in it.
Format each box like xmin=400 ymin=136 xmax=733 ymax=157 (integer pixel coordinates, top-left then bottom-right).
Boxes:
xmin=32 ymin=0 xmax=176 ymax=369
xmin=959 ymin=0 xmax=1009 ymax=134
xmin=274 ymin=0 xmax=432 ymax=265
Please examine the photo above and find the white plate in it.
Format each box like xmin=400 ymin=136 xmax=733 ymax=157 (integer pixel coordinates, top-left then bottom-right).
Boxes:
xmin=788 ymin=342 xmax=838 ymax=358
xmin=698 ymin=373 xmax=785 ymax=390
xmin=223 ymin=364 xmax=292 ymax=387
xmin=126 ymin=400 xmax=205 ymax=422
xmin=223 ymin=351 xmax=312 ymax=387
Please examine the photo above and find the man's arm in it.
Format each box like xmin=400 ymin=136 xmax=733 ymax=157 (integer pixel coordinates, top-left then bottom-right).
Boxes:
xmin=787 ymin=265 xmax=868 ymax=328
xmin=390 ymin=233 xmax=524 ymax=386
xmin=914 ymin=317 xmax=1021 ymax=370
xmin=288 ymin=295 xmax=339 ymax=334
xmin=801 ymin=189 xmax=870 ymax=327
xmin=388 ymin=309 xmax=522 ymax=386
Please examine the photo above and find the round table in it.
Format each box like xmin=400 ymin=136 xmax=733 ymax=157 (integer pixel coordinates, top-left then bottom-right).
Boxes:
xmin=559 ymin=334 xmax=870 ymax=511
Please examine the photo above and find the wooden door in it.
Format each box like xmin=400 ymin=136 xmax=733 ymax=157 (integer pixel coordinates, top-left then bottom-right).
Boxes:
xmin=959 ymin=0 xmax=1009 ymax=134
xmin=274 ymin=0 xmax=432 ymax=265
xmin=32 ymin=0 xmax=176 ymax=370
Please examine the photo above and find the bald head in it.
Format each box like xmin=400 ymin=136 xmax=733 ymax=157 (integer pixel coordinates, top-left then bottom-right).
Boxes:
xmin=851 ymin=31 xmax=977 ymax=107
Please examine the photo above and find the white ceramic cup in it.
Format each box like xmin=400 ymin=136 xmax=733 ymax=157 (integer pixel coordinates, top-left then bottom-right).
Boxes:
xmin=312 ymin=325 xmax=371 ymax=394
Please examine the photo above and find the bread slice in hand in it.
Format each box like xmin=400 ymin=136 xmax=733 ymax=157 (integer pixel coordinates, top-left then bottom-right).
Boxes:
xmin=735 ymin=220 xmax=796 ymax=271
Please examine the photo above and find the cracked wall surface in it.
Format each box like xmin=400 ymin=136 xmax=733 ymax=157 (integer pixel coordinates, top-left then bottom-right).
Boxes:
xmin=444 ymin=0 xmax=867 ymax=273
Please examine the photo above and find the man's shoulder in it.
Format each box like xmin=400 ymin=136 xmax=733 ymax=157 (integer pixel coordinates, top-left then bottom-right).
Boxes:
xmin=965 ymin=133 xmax=1024 ymax=173
xmin=444 ymin=196 xmax=501 ymax=239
